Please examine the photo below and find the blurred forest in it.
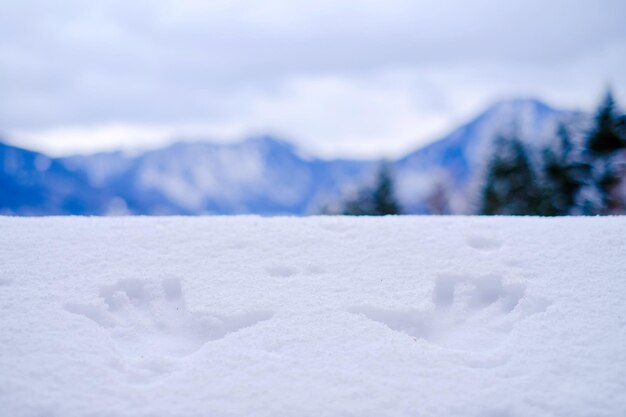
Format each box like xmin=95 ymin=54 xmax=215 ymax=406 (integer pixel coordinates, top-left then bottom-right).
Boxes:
xmin=339 ymin=91 xmax=626 ymax=216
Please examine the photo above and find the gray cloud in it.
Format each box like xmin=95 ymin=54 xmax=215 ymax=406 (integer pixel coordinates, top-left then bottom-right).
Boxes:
xmin=1 ymin=0 xmax=625 ymax=156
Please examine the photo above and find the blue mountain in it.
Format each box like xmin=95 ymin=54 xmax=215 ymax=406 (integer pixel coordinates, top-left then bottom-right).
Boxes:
xmin=394 ymin=98 xmax=580 ymax=212
xmin=60 ymin=136 xmax=373 ymax=215
xmin=0 ymin=98 xmax=580 ymax=215
xmin=0 ymin=142 xmax=108 ymax=215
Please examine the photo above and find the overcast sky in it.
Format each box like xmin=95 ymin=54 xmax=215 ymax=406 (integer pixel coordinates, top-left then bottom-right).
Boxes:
xmin=1 ymin=0 xmax=625 ymax=158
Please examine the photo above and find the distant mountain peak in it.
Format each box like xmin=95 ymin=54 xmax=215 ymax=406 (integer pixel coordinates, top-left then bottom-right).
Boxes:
xmin=396 ymin=96 xmax=576 ymax=212
xmin=488 ymin=97 xmax=553 ymax=110
xmin=242 ymin=135 xmax=296 ymax=150
xmin=479 ymin=98 xmax=557 ymax=123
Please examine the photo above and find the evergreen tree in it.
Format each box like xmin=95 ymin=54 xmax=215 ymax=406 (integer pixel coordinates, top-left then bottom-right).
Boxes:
xmin=372 ymin=162 xmax=401 ymax=215
xmin=479 ymin=135 xmax=542 ymax=215
xmin=537 ymin=124 xmax=586 ymax=215
xmin=342 ymin=162 xmax=401 ymax=215
xmin=587 ymin=90 xmax=625 ymax=154
xmin=580 ymin=89 xmax=626 ymax=214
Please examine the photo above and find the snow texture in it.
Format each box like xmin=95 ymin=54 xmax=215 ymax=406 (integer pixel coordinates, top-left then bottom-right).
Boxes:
xmin=0 ymin=216 xmax=625 ymax=417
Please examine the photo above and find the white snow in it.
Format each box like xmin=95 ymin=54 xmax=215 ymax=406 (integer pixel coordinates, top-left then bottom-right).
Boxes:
xmin=0 ymin=216 xmax=625 ymax=416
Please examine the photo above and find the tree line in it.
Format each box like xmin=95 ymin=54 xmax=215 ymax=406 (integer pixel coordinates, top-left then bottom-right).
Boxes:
xmin=337 ymin=90 xmax=626 ymax=216
xmin=480 ymin=91 xmax=626 ymax=215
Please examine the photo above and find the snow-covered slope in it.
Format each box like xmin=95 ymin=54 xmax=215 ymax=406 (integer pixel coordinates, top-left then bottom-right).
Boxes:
xmin=1 ymin=216 xmax=624 ymax=416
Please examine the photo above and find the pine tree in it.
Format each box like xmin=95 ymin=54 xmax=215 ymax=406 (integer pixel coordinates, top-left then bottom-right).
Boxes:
xmin=479 ymin=135 xmax=542 ymax=215
xmin=342 ymin=162 xmax=401 ymax=215
xmin=580 ymin=89 xmax=626 ymax=214
xmin=587 ymin=90 xmax=625 ymax=154
xmin=537 ymin=124 xmax=586 ymax=215
xmin=372 ymin=162 xmax=401 ymax=215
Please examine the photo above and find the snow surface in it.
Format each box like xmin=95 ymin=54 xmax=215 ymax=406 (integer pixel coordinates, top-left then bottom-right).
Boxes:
xmin=0 ymin=216 xmax=625 ymax=417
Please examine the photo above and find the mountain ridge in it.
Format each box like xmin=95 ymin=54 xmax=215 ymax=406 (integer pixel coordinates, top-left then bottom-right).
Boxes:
xmin=1 ymin=98 xmax=581 ymax=215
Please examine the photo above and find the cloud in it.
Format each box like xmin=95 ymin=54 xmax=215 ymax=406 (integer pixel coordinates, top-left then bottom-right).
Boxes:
xmin=1 ymin=0 xmax=625 ymax=156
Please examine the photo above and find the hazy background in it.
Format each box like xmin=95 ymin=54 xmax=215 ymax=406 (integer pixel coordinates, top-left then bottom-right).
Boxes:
xmin=2 ymin=0 xmax=625 ymax=158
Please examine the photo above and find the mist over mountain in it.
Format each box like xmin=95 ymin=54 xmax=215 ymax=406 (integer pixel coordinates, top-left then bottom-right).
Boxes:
xmin=1 ymin=98 xmax=581 ymax=215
